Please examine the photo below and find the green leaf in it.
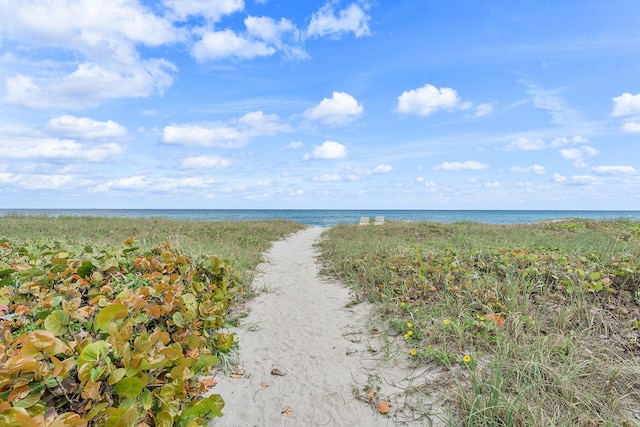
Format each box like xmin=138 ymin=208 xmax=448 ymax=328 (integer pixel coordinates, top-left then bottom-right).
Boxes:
xmin=0 ymin=268 xmax=14 ymax=278
xmin=193 ymin=355 xmax=221 ymax=373
xmin=172 ymin=312 xmax=185 ymax=328
xmin=78 ymin=341 xmax=109 ymax=382
xmin=155 ymin=411 xmax=174 ymax=427
xmin=90 ymin=366 xmax=105 ymax=382
xmin=95 ymin=303 xmax=128 ymax=331
xmin=44 ymin=310 xmax=69 ymax=336
xmin=77 ymin=260 xmax=95 ymax=278
xmin=87 ymin=402 xmax=109 ymax=421
xmin=139 ymin=388 xmax=153 ymax=411
xmin=114 ymin=406 xmax=139 ymax=427
xmin=79 ymin=341 xmax=109 ymax=366
xmin=115 ymin=377 xmax=144 ymax=399
xmin=181 ymin=394 xmax=224 ymax=420
xmin=108 ymin=368 xmax=127 ymax=385
xmin=13 ymin=392 xmax=41 ymax=409
xmin=214 ymin=333 xmax=234 ymax=351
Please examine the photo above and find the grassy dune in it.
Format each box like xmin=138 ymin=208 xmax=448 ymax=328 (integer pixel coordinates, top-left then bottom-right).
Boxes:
xmin=0 ymin=215 xmax=306 ymax=287
xmin=4 ymin=215 xmax=640 ymax=425
xmin=317 ymin=219 xmax=640 ymax=426
xmin=0 ymin=215 xmax=305 ymax=425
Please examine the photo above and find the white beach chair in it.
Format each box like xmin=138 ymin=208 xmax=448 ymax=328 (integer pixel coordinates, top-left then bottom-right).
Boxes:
xmin=359 ymin=217 xmax=370 ymax=225
xmin=374 ymin=216 xmax=385 ymax=225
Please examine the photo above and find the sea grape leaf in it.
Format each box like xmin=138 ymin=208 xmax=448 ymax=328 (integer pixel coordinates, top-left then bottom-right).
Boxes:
xmin=172 ymin=312 xmax=185 ymax=328
xmin=193 ymin=355 xmax=221 ymax=373
xmin=155 ymin=411 xmax=174 ymax=427
xmin=108 ymin=368 xmax=127 ymax=385
xmin=79 ymin=341 xmax=109 ymax=366
xmin=111 ymin=406 xmax=138 ymax=427
xmin=44 ymin=310 xmax=69 ymax=336
xmin=12 ymin=392 xmax=41 ymax=409
xmin=95 ymin=304 xmax=128 ymax=331
xmin=77 ymin=260 xmax=95 ymax=278
xmin=114 ymin=377 xmax=143 ymax=399
xmin=139 ymin=388 xmax=153 ymax=410
xmin=87 ymin=402 xmax=109 ymax=421
xmin=214 ymin=333 xmax=234 ymax=351
xmin=181 ymin=394 xmax=224 ymax=420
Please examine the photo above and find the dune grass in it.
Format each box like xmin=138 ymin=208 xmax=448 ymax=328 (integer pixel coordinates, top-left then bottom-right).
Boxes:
xmin=0 ymin=215 xmax=306 ymax=287
xmin=317 ymin=219 xmax=640 ymax=426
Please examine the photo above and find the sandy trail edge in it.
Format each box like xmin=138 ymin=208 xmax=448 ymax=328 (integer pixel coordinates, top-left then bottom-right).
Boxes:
xmin=208 ymin=227 xmax=447 ymax=427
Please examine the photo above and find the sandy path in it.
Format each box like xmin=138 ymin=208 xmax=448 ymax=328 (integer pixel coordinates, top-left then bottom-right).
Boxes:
xmin=209 ymin=227 xmax=444 ymax=427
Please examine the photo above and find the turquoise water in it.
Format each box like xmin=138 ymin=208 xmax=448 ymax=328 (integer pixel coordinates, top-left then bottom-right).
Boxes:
xmin=1 ymin=209 xmax=639 ymax=227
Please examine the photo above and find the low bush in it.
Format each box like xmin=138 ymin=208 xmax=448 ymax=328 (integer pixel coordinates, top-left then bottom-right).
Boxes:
xmin=0 ymin=238 xmax=238 ymax=426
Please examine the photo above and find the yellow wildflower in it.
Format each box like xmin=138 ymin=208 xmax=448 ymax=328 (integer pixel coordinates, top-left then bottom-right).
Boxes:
xmin=407 ymin=330 xmax=413 ymax=336
xmin=443 ymin=319 xmax=451 ymax=325
xmin=407 ymin=322 xmax=413 ymax=328
xmin=410 ymin=349 xmax=417 ymax=356
xmin=462 ymin=355 xmax=472 ymax=364
xmin=404 ymin=333 xmax=410 ymax=340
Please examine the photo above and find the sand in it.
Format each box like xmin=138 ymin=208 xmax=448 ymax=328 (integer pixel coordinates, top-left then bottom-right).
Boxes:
xmin=208 ymin=227 xmax=447 ymax=427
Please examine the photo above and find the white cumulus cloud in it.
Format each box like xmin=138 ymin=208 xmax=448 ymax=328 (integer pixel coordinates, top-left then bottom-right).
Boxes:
xmin=163 ymin=124 xmax=245 ymax=148
xmin=621 ymin=121 xmax=640 ymax=133
xmin=396 ymin=84 xmax=470 ymax=117
xmin=303 ymin=141 xmax=348 ymax=160
xmin=0 ymin=1 xmax=179 ymax=109
xmin=0 ymin=172 xmax=82 ymax=190
xmin=373 ymin=164 xmax=393 ymax=174
xmin=91 ymin=175 xmax=214 ymax=193
xmin=591 ymin=165 xmax=637 ymax=175
xmin=312 ymin=174 xmax=342 ymax=182
xmin=162 ymin=111 xmax=289 ymax=147
xmin=181 ymin=156 xmax=232 ymax=169
xmin=612 ymin=92 xmax=640 ymax=132
xmin=305 ymin=92 xmax=363 ymax=125
xmin=611 ymin=92 xmax=640 ymax=117
xmin=193 ymin=29 xmax=276 ymax=61
xmin=307 ymin=2 xmax=370 ymax=39
xmin=560 ymin=145 xmax=599 ymax=168
xmin=45 ymin=115 xmax=127 ymax=139
xmin=433 ymin=161 xmax=489 ymax=171
xmin=163 ymin=0 xmax=244 ymax=22
xmin=0 ymin=137 xmax=125 ymax=162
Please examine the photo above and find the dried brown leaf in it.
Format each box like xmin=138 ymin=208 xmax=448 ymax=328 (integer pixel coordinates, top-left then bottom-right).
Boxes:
xmin=201 ymin=378 xmax=217 ymax=388
xmin=377 ymin=401 xmax=392 ymax=414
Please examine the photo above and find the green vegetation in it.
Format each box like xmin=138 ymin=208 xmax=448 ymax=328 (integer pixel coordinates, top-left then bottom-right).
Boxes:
xmin=0 ymin=215 xmax=306 ymax=288
xmin=317 ymin=219 xmax=640 ymax=426
xmin=0 ymin=216 xmax=304 ymax=426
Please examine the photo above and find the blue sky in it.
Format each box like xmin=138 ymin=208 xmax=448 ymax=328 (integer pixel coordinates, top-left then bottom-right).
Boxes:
xmin=1 ymin=0 xmax=639 ymax=210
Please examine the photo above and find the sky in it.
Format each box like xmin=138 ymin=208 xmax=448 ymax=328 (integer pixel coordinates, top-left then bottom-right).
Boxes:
xmin=0 ymin=0 xmax=639 ymax=210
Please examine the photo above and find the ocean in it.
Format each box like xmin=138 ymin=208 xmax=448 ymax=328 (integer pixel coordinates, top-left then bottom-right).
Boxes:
xmin=1 ymin=209 xmax=639 ymax=227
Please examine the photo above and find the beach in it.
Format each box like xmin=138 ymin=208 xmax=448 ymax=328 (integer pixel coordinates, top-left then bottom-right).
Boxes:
xmin=208 ymin=227 xmax=446 ymax=426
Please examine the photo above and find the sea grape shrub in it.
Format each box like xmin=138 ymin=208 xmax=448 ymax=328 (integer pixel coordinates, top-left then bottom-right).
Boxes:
xmin=354 ymin=247 xmax=640 ymax=304
xmin=0 ymin=239 xmax=238 ymax=426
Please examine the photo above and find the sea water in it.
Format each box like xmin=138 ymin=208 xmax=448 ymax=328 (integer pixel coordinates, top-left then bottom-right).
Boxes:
xmin=1 ymin=209 xmax=640 ymax=227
